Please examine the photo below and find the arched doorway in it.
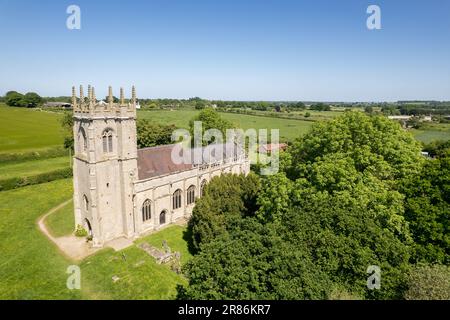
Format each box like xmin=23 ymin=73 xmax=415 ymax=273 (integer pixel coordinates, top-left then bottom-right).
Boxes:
xmin=159 ymin=210 xmax=166 ymax=225
xmin=84 ymin=218 xmax=93 ymax=236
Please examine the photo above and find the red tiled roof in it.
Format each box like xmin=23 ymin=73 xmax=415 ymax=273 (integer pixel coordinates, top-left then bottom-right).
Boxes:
xmin=137 ymin=144 xmax=193 ymax=180
xmin=137 ymin=143 xmax=246 ymax=180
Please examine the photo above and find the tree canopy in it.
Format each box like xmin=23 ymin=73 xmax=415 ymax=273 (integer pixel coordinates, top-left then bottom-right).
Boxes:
xmin=188 ymin=108 xmax=235 ymax=145
xmin=179 ymin=112 xmax=449 ymax=300
xmin=136 ymin=120 xmax=176 ymax=148
xmin=5 ymin=91 xmax=43 ymax=107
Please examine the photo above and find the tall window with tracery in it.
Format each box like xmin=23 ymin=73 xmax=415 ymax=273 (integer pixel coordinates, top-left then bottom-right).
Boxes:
xmin=83 ymin=195 xmax=89 ymax=211
xmin=142 ymin=199 xmax=151 ymax=222
xmin=102 ymin=129 xmax=113 ymax=153
xmin=79 ymin=127 xmax=87 ymax=153
xmin=187 ymin=185 xmax=195 ymax=205
xmin=173 ymin=189 xmax=182 ymax=209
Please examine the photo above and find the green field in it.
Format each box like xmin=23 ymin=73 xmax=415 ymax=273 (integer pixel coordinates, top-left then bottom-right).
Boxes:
xmin=0 ymin=104 xmax=447 ymax=155
xmin=138 ymin=109 xmax=315 ymax=141
xmin=0 ymin=156 xmax=70 ymax=180
xmin=411 ymin=123 xmax=450 ymax=144
xmin=0 ymin=104 xmax=64 ymax=154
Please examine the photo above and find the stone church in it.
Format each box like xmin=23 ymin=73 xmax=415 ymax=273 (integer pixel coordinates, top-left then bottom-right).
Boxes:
xmin=72 ymin=86 xmax=250 ymax=247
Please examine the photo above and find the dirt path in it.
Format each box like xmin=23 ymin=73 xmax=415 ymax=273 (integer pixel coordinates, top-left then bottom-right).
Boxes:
xmin=37 ymin=199 xmax=100 ymax=261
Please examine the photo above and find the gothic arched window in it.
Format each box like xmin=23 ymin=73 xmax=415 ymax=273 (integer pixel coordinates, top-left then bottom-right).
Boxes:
xmin=142 ymin=199 xmax=151 ymax=222
xmin=160 ymin=210 xmax=166 ymax=225
xmin=173 ymin=189 xmax=182 ymax=210
xmin=79 ymin=127 xmax=87 ymax=153
xmin=102 ymin=129 xmax=113 ymax=153
xmin=83 ymin=195 xmax=89 ymax=211
xmin=187 ymin=185 xmax=195 ymax=205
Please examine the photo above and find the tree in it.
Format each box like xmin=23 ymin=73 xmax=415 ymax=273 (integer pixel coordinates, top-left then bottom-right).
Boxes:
xmin=188 ymin=108 xmax=235 ymax=145
xmin=290 ymin=112 xmax=423 ymax=183
xmin=401 ymin=154 xmax=450 ymax=264
xmin=188 ymin=173 xmax=260 ymax=252
xmin=194 ymin=100 xmax=207 ymax=110
xmin=256 ymin=173 xmax=292 ymax=224
xmin=5 ymin=91 xmax=25 ymax=107
xmin=404 ymin=264 xmax=450 ymax=300
xmin=286 ymin=177 xmax=411 ymax=299
xmin=181 ymin=112 xmax=439 ymax=300
xmin=60 ymin=111 xmax=74 ymax=150
xmin=310 ymin=103 xmax=331 ymax=111
xmin=364 ymin=105 xmax=374 ymax=114
xmin=294 ymin=102 xmax=306 ymax=109
xmin=104 ymin=95 xmax=119 ymax=103
xmin=422 ymin=140 xmax=450 ymax=158
xmin=23 ymin=92 xmax=43 ymax=107
xmin=179 ymin=219 xmax=332 ymax=300
xmin=136 ymin=120 xmax=177 ymax=148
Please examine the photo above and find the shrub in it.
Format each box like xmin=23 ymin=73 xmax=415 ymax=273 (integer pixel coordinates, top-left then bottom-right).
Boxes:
xmin=0 ymin=167 xmax=72 ymax=191
xmin=0 ymin=146 xmax=68 ymax=164
xmin=74 ymin=225 xmax=88 ymax=237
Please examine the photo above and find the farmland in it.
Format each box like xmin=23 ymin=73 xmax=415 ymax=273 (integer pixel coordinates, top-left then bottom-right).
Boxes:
xmin=0 ymin=104 xmax=64 ymax=154
xmin=138 ymin=109 xmax=315 ymax=141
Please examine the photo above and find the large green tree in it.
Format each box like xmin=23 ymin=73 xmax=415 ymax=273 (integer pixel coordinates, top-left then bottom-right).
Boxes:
xmin=136 ymin=119 xmax=177 ymax=148
xmin=180 ymin=112 xmax=443 ymax=300
xmin=23 ymin=92 xmax=43 ymax=107
xmin=189 ymin=108 xmax=235 ymax=145
xmin=290 ymin=112 xmax=423 ymax=184
xmin=401 ymin=148 xmax=450 ymax=264
xmin=5 ymin=91 xmax=25 ymax=107
xmin=188 ymin=173 xmax=260 ymax=252
xmin=179 ymin=218 xmax=332 ymax=300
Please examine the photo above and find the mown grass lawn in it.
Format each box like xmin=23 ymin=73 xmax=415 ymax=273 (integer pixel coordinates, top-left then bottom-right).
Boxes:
xmin=80 ymin=225 xmax=190 ymax=300
xmin=0 ymin=156 xmax=71 ymax=180
xmin=0 ymin=104 xmax=64 ymax=153
xmin=0 ymin=179 xmax=81 ymax=299
xmin=45 ymin=199 xmax=75 ymax=237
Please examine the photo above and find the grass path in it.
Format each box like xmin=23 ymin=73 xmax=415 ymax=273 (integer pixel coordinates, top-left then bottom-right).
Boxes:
xmin=37 ymin=199 xmax=100 ymax=262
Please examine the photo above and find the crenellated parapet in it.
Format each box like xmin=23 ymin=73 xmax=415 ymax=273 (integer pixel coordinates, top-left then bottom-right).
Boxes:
xmin=72 ymin=85 xmax=137 ymax=119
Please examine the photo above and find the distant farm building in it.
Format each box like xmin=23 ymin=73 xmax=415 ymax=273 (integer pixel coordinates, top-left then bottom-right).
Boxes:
xmin=44 ymin=102 xmax=72 ymax=109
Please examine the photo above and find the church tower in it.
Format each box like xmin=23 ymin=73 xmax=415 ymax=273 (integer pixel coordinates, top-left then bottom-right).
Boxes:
xmin=72 ymin=85 xmax=138 ymax=247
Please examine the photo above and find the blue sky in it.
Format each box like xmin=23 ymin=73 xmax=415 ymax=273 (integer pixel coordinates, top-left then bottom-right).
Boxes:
xmin=0 ymin=0 xmax=449 ymax=101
